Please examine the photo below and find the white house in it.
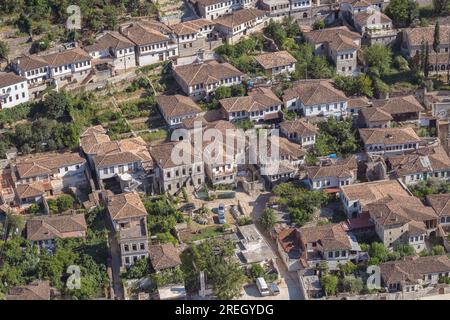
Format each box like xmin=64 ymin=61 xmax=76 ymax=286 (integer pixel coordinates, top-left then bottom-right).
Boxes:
xmin=359 ymin=127 xmax=421 ymax=157
xmin=219 ymin=87 xmax=282 ymax=122
xmin=156 ymin=94 xmax=203 ymax=127
xmin=121 ymin=23 xmax=178 ymax=66
xmin=172 ymin=60 xmax=243 ymax=99
xmin=0 ymin=73 xmax=29 ymax=109
xmin=84 ymin=32 xmax=137 ymax=71
xmin=282 ymin=80 xmax=349 ymax=118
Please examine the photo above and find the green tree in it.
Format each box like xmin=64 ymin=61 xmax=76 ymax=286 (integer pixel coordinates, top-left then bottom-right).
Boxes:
xmin=41 ymin=91 xmax=72 ymax=120
xmin=433 ymin=0 xmax=450 ymax=15
xmin=214 ymin=86 xmax=232 ymax=100
xmin=393 ymin=55 xmax=409 ymax=71
xmin=394 ymin=243 xmax=415 ymax=257
xmin=385 ymin=0 xmax=419 ymax=27
xmin=0 ymin=41 xmax=9 ymax=62
xmin=341 ymin=276 xmax=364 ymax=294
xmin=313 ymin=19 xmax=325 ymax=30
xmin=364 ymin=44 xmax=393 ymax=76
xmin=56 ymin=195 xmax=75 ymax=212
xmin=433 ymin=21 xmax=440 ymax=76
xmin=431 ymin=245 xmax=445 ymax=255
xmin=123 ymin=257 xmax=150 ymax=279
xmin=424 ymin=41 xmax=430 ymax=78
xmin=250 ymin=263 xmax=265 ymax=279
xmin=321 ymin=274 xmax=339 ymax=296
xmin=260 ymin=208 xmax=277 ymax=230
xmin=309 ymin=56 xmax=334 ymax=79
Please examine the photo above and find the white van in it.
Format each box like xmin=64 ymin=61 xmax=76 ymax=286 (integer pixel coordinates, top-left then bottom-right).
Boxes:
xmin=256 ymin=277 xmax=270 ymax=297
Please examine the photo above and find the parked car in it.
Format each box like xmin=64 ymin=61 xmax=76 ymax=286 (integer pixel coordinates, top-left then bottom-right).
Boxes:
xmin=269 ymin=282 xmax=280 ymax=296
xmin=218 ymin=203 xmax=225 ymax=215
xmin=256 ymin=277 xmax=270 ymax=297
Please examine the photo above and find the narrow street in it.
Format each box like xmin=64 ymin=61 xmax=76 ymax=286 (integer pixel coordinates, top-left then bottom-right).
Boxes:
xmin=249 ymin=193 xmax=305 ymax=300
xmin=108 ymin=231 xmax=125 ymax=300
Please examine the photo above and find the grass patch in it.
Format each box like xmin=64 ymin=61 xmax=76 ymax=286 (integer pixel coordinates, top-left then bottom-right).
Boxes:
xmin=185 ymin=226 xmax=224 ymax=243
xmin=139 ymin=129 xmax=168 ymax=143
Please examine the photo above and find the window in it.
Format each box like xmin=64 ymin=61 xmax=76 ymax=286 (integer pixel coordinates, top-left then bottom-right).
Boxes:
xmin=140 ymin=243 xmax=145 ymax=250
xmin=124 ymin=244 xmax=129 ymax=252
xmin=132 ymin=244 xmax=137 ymax=251
xmin=328 ymin=252 xmax=333 ymax=258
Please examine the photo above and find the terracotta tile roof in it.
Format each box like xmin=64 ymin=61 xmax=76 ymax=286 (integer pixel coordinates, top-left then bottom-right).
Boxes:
xmin=388 ymin=146 xmax=450 ymax=176
xmin=220 ymin=87 xmax=281 ymax=113
xmin=340 ymin=179 xmax=410 ymax=210
xmin=15 ymin=182 xmax=45 ymax=199
xmin=371 ymin=95 xmax=424 ymax=116
xmin=107 ymin=192 xmax=147 ymax=221
xmin=26 ymin=213 xmax=87 ymax=241
xmin=150 ymin=141 xmax=202 ymax=169
xmin=41 ymin=47 xmax=91 ymax=68
xmin=269 ymin=136 xmax=307 ymax=160
xmin=6 ymin=281 xmax=51 ymax=300
xmin=86 ymin=135 xmax=153 ymax=170
xmin=277 ymin=228 xmax=301 ymax=255
xmin=306 ymin=156 xmax=357 ymax=179
xmin=255 ymin=50 xmax=297 ymax=70
xmin=282 ymin=80 xmax=348 ymax=106
xmin=299 ymin=223 xmax=353 ymax=251
xmin=359 ymin=127 xmax=421 ymax=145
xmin=12 ymin=55 xmax=49 ymax=71
xmin=380 ymin=255 xmax=450 ymax=286
xmin=404 ymin=25 xmax=450 ymax=47
xmin=281 ymin=118 xmax=318 ymax=137
xmin=149 ymin=243 xmax=181 ymax=271
xmin=15 ymin=152 xmax=86 ymax=179
xmin=171 ymin=19 xmax=214 ymax=36
xmin=426 ymin=193 xmax=450 ymax=217
xmin=347 ymin=97 xmax=371 ymax=109
xmin=360 ymin=106 xmax=393 ymax=122
xmin=173 ymin=60 xmax=243 ymax=86
xmin=0 ymin=72 xmax=27 ymax=88
xmin=304 ymin=26 xmax=361 ymax=53
xmin=353 ymin=11 xmax=392 ymax=26
xmin=80 ymin=125 xmax=111 ymax=155
xmin=215 ymin=8 xmax=267 ymax=29
xmin=121 ymin=23 xmax=169 ymax=45
xmin=367 ymin=194 xmax=438 ymax=227
xmin=84 ymin=32 xmax=135 ymax=53
xmin=156 ymin=94 xmax=202 ymax=118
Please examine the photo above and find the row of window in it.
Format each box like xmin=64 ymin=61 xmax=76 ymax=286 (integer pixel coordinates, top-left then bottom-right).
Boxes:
xmin=2 ymin=92 xmax=26 ymax=104
xmin=26 ymin=67 xmax=47 ymax=77
xmin=123 ymin=243 xmax=145 ymax=252
xmin=328 ymin=250 xmax=347 ymax=258
xmin=140 ymin=42 xmax=167 ymax=52
xmin=368 ymin=143 xmax=417 ymax=151
xmin=118 ymin=47 xmax=134 ymax=55
xmin=409 ymin=171 xmax=450 ymax=181
xmin=124 ymin=254 xmax=146 ymax=265
xmin=167 ymin=166 xmax=202 ymax=178
xmin=102 ymin=162 xmax=139 ymax=175
xmin=166 ymin=178 xmax=202 ymax=191
xmin=231 ymin=105 xmax=280 ymax=118
xmin=1 ymin=83 xmax=25 ymax=94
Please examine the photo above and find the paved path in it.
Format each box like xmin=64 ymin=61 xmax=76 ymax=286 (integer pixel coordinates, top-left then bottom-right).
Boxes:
xmin=108 ymin=231 xmax=125 ymax=300
xmin=250 ymin=193 xmax=305 ymax=300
